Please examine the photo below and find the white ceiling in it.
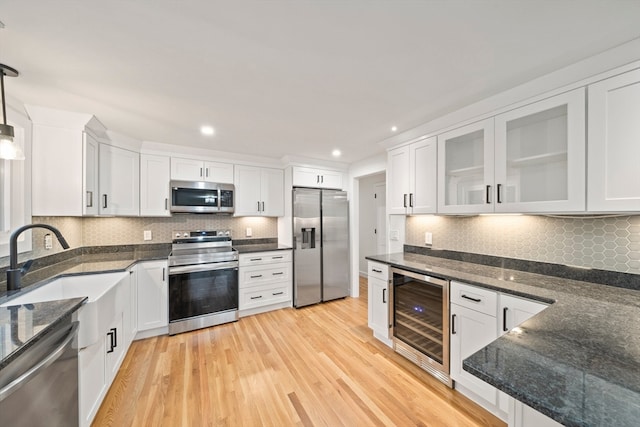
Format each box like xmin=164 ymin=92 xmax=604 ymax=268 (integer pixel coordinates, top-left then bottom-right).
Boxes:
xmin=2 ymin=1 xmax=639 ymax=164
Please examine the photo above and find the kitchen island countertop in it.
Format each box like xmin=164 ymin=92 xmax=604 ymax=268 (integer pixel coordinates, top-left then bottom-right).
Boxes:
xmin=366 ymin=251 xmax=640 ymax=427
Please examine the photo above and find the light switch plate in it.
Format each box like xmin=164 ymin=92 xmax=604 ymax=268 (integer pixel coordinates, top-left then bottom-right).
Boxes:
xmin=425 ymin=232 xmax=433 ymax=245
xmin=246 ymin=227 xmax=252 ymax=237
xmin=143 ymin=230 xmax=152 ymax=241
xmin=44 ymin=234 xmax=53 ymax=250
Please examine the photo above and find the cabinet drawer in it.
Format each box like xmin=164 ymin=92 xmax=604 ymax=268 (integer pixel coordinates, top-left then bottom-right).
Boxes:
xmin=240 ymin=263 xmax=291 ymax=287
xmin=368 ymin=261 xmax=389 ymax=280
xmin=239 ymin=250 xmax=292 ymax=266
xmin=450 ymin=281 xmax=497 ymax=316
xmin=240 ymin=282 xmax=290 ymax=310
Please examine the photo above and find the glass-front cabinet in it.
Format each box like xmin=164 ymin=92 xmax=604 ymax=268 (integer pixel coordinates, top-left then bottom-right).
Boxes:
xmin=437 ymin=89 xmax=585 ymax=214
xmin=438 ymin=118 xmax=494 ymax=214
xmin=494 ymin=88 xmax=585 ymax=213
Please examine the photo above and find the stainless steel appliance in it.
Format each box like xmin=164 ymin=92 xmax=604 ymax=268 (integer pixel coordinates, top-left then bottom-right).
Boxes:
xmin=170 ymin=180 xmax=235 ymax=214
xmin=391 ymin=267 xmax=451 ymax=386
xmin=168 ymin=230 xmax=239 ymax=335
xmin=293 ymin=188 xmax=349 ymax=307
xmin=0 ymin=321 xmax=79 ymax=426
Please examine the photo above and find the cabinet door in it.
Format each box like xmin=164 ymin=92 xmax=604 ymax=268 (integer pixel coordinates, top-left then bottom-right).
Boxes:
xmin=438 ymin=119 xmax=495 ymax=213
xmin=170 ymin=157 xmax=205 ymax=180
xmin=512 ymin=400 xmax=563 ymax=427
xmin=588 ymin=69 xmax=640 ymax=211
xmin=319 ymin=169 xmax=343 ymax=189
xmin=99 ymin=144 xmax=140 ymax=216
xmin=127 ymin=269 xmax=137 ymax=345
xmin=204 ymin=161 xmax=234 ymax=183
xmin=498 ymin=294 xmax=547 ymax=336
xmin=387 ymin=146 xmax=410 ymax=214
xmin=261 ymin=168 xmax=284 ymax=216
xmin=450 ymin=303 xmax=498 ymax=403
xmin=234 ymin=165 xmax=262 ymax=216
xmin=79 ymin=338 xmax=107 ymax=427
xmin=494 ymin=89 xmax=585 ymax=213
xmin=369 ymin=277 xmax=390 ymax=340
xmin=105 ymin=312 xmax=125 ymax=382
xmin=83 ymin=133 xmax=100 ymax=215
xmin=137 ymin=261 xmax=168 ymax=331
xmin=140 ymin=154 xmax=171 ymax=216
xmin=410 ymin=137 xmax=437 ymax=214
xmin=292 ymin=166 xmax=323 ymax=187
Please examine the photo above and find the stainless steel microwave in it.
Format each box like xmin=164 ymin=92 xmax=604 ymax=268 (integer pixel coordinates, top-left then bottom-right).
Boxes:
xmin=170 ymin=180 xmax=235 ymax=214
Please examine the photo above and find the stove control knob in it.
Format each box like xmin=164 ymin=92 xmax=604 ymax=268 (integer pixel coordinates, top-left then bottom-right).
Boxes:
xmin=183 ymin=232 xmax=189 ymax=238
xmin=175 ymin=232 xmax=181 ymax=238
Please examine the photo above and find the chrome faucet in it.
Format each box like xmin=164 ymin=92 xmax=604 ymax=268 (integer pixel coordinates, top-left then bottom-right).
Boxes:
xmin=6 ymin=223 xmax=70 ymax=291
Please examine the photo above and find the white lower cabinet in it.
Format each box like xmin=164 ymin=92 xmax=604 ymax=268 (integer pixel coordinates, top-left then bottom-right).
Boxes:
xmin=367 ymin=261 xmax=392 ymax=347
xmin=239 ymin=251 xmax=292 ymax=316
xmin=450 ymin=280 xmax=550 ymax=424
xmin=78 ymin=273 xmax=131 ymax=427
xmin=511 ymin=401 xmax=563 ymax=427
xmin=136 ymin=260 xmax=168 ymax=335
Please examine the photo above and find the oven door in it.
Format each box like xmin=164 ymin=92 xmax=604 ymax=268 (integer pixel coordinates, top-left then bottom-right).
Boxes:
xmin=391 ymin=268 xmax=450 ymax=377
xmin=168 ymin=262 xmax=239 ymax=322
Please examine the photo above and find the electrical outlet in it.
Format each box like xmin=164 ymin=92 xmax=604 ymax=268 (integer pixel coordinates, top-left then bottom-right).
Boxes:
xmin=246 ymin=227 xmax=252 ymax=237
xmin=425 ymin=232 xmax=433 ymax=245
xmin=44 ymin=233 xmax=53 ymax=250
xmin=143 ymin=230 xmax=152 ymax=241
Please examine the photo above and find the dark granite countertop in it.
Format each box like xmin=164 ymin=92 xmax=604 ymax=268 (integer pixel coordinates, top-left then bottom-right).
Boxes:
xmin=366 ymin=251 xmax=640 ymax=427
xmin=0 ymin=298 xmax=86 ymax=369
xmin=234 ymin=243 xmax=292 ymax=254
xmin=0 ymin=244 xmax=171 ymax=372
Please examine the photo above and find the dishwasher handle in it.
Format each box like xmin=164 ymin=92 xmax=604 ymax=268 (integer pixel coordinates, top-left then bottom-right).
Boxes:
xmin=0 ymin=322 xmax=79 ymax=403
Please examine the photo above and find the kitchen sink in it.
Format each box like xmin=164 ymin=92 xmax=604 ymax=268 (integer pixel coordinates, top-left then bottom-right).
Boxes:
xmin=1 ymin=271 xmax=129 ymax=347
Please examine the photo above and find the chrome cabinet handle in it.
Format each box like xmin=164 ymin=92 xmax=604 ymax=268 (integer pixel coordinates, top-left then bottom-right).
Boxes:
xmin=497 ymin=184 xmax=503 ymax=204
xmin=250 ymin=295 xmax=263 ymax=300
xmin=102 ymin=194 xmax=108 ymax=208
xmin=257 ymin=201 xmax=261 ymax=212
xmin=503 ymin=307 xmax=509 ymax=332
xmin=382 ymin=288 xmax=386 ymax=304
xmin=409 ymin=193 xmax=414 ymax=207
xmin=372 ymin=268 xmax=382 ymax=273
xmin=165 ymin=198 xmax=168 ymax=210
xmin=250 ymin=258 xmax=263 ymax=261
xmin=272 ymin=291 xmax=284 ymax=296
xmin=485 ymin=185 xmax=491 ymax=204
xmin=451 ymin=314 xmax=457 ymax=334
xmin=321 ymin=175 xmax=324 ymax=184
xmin=162 ymin=267 xmax=166 ymax=281
xmin=205 ymin=167 xmax=209 ymax=178
xmin=461 ymin=294 xmax=482 ymax=303
xmin=251 ymin=274 xmax=263 ymax=278
xmin=261 ymin=201 xmax=265 ymax=212
xmin=86 ymin=191 xmax=93 ymax=207
xmin=403 ymin=193 xmax=407 ymax=208
xmin=272 ymin=256 xmax=283 ymax=260
xmin=200 ymin=167 xmax=203 ymax=177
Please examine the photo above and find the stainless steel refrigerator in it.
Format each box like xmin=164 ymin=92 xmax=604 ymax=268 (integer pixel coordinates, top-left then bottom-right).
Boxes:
xmin=293 ymin=188 xmax=349 ymax=307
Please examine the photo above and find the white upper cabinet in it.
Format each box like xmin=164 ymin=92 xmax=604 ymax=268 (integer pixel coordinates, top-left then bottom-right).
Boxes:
xmin=234 ymin=165 xmax=284 ymax=217
xmin=99 ymin=144 xmax=140 ymax=216
xmin=170 ymin=157 xmax=234 ymax=183
xmin=587 ymin=69 xmax=640 ymax=212
xmin=437 ymin=89 xmax=585 ymax=214
xmin=387 ymin=137 xmax=437 ymax=215
xmin=494 ymin=88 xmax=585 ymax=213
xmin=292 ymin=166 xmax=344 ymax=189
xmin=29 ymin=105 xmax=108 ymax=216
xmin=140 ymin=153 xmax=171 ymax=216
xmin=438 ymin=118 xmax=495 ymax=214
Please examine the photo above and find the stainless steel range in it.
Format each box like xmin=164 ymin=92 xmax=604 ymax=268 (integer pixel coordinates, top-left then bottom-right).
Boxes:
xmin=168 ymin=230 xmax=239 ymax=335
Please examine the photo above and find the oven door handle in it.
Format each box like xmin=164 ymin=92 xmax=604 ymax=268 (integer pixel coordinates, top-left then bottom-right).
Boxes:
xmin=169 ymin=261 xmax=239 ymax=275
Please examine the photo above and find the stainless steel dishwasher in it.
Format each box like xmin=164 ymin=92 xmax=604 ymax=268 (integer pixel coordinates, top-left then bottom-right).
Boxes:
xmin=0 ymin=320 xmax=79 ymax=426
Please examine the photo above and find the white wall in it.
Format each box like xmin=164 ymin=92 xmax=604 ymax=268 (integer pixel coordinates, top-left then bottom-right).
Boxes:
xmin=348 ymin=152 xmax=386 ymax=297
xmin=358 ymin=173 xmax=385 ymax=275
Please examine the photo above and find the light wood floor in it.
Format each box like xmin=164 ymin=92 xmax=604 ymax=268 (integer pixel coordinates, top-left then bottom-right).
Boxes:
xmin=93 ymin=279 xmax=505 ymax=427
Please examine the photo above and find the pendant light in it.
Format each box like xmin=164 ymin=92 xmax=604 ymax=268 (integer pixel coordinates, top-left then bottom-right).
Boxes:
xmin=0 ymin=63 xmax=24 ymax=160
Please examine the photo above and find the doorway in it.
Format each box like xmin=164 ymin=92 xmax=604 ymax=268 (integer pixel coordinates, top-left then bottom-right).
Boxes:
xmin=358 ymin=172 xmax=386 ymax=276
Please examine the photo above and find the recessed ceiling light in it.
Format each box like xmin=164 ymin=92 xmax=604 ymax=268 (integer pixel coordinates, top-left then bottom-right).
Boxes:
xmin=200 ymin=125 xmax=215 ymax=136
xmin=332 ymin=149 xmax=341 ymax=157
xmin=391 ymin=126 xmax=398 ymax=132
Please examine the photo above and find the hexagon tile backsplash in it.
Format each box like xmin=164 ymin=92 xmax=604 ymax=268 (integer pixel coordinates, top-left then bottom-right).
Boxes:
xmin=406 ymin=214 xmax=640 ymax=275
